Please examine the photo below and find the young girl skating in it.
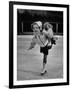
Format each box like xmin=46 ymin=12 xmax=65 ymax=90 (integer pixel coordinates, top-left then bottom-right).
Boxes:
xmin=27 ymin=21 xmax=56 ymax=75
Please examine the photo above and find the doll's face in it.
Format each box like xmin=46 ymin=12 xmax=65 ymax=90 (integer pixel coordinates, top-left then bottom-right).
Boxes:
xmin=44 ymin=24 xmax=49 ymax=31
xmin=33 ymin=24 xmax=40 ymax=34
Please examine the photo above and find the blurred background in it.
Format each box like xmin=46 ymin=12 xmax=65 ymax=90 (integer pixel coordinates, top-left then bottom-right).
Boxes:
xmin=17 ymin=9 xmax=63 ymax=35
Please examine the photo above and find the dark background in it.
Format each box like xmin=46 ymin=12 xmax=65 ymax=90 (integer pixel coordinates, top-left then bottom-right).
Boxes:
xmin=17 ymin=9 xmax=63 ymax=35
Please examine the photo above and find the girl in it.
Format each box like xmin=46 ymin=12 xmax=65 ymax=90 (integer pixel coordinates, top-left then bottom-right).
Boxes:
xmin=28 ymin=21 xmax=56 ymax=75
xmin=28 ymin=21 xmax=47 ymax=50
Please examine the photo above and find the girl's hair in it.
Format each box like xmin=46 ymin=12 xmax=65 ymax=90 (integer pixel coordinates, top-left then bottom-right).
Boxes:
xmin=31 ymin=23 xmax=40 ymax=29
xmin=31 ymin=21 xmax=42 ymax=31
xmin=44 ymin=22 xmax=53 ymax=31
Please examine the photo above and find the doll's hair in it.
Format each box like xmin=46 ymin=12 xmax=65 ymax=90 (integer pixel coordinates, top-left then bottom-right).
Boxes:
xmin=44 ymin=22 xmax=53 ymax=31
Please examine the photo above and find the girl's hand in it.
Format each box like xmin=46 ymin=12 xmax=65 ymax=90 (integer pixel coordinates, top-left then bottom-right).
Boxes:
xmin=24 ymin=49 xmax=28 ymax=53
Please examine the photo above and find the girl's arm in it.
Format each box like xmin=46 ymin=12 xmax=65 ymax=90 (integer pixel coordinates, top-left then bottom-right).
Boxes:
xmin=28 ymin=36 xmax=36 ymax=50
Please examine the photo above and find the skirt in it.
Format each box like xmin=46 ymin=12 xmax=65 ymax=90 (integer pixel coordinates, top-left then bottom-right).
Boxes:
xmin=40 ymin=45 xmax=52 ymax=55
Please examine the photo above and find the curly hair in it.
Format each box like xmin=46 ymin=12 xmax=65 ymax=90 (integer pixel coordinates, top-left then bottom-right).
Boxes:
xmin=44 ymin=22 xmax=53 ymax=31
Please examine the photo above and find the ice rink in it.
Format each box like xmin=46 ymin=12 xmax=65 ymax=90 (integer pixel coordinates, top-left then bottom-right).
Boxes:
xmin=17 ymin=35 xmax=63 ymax=81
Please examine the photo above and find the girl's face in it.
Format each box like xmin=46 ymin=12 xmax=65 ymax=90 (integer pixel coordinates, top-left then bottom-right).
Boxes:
xmin=33 ymin=24 xmax=40 ymax=34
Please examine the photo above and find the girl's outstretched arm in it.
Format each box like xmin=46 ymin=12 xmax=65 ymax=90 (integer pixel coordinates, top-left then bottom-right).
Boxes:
xmin=28 ymin=36 xmax=36 ymax=50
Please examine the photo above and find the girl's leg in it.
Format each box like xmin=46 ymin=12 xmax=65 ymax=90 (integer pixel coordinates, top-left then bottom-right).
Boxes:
xmin=41 ymin=54 xmax=47 ymax=75
xmin=43 ymin=54 xmax=47 ymax=70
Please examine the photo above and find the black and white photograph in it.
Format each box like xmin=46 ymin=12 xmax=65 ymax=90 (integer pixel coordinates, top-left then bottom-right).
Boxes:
xmin=9 ymin=1 xmax=69 ymax=88
xmin=17 ymin=9 xmax=63 ymax=80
